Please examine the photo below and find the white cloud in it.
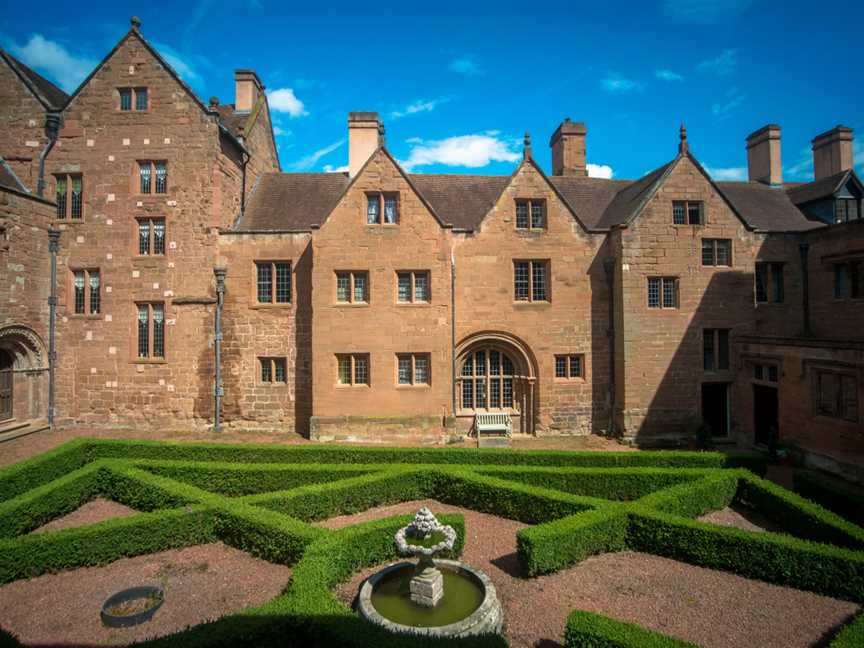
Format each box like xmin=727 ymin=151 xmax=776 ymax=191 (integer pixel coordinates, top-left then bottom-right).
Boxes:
xmin=267 ymin=88 xmax=308 ymax=117
xmin=601 ymin=74 xmax=643 ymax=93
xmin=6 ymin=34 xmax=96 ymax=93
xmin=662 ymin=0 xmax=753 ymax=24
xmin=654 ymin=69 xmax=684 ymax=82
xmin=697 ymin=49 xmax=738 ymax=76
xmin=450 ymin=57 xmax=483 ymax=76
xmin=289 ymin=139 xmax=345 ymax=171
xmin=389 ymin=98 xmax=448 ymax=120
xmin=587 ymin=164 xmax=614 ymax=179
xmin=784 ymin=147 xmax=814 ymax=181
xmin=272 ymin=126 xmax=291 ymax=137
xmin=152 ymin=41 xmax=204 ymax=87
xmin=712 ymin=87 xmax=745 ymax=117
xmin=323 ymin=164 xmax=349 ymax=173
xmin=401 ymin=134 xmax=520 ymax=171
xmin=704 ymin=165 xmax=747 ymax=181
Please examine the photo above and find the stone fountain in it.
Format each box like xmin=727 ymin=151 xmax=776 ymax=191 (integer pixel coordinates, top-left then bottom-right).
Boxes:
xmin=357 ymin=508 xmax=503 ymax=637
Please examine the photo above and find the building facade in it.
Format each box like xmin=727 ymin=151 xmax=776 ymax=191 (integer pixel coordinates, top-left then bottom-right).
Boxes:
xmin=0 ymin=19 xmax=861 ymax=472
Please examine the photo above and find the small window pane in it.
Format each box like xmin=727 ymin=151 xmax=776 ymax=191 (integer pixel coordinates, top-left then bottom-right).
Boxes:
xmin=672 ymin=201 xmax=686 ymax=225
xmin=137 ymin=305 xmax=149 ymax=358
xmin=703 ymin=330 xmax=715 ymax=371
xmin=153 ymin=219 xmax=165 ymax=255
xmin=850 ymin=261 xmax=862 ymax=299
xmin=841 ymin=375 xmax=858 ymax=421
xmin=354 ymin=356 xmax=368 ymax=385
xmin=569 ymin=355 xmax=582 ymax=378
xmin=768 ymin=365 xmax=778 ymax=382
xmin=398 ymin=356 xmax=412 ymax=384
xmin=532 ymin=262 xmax=547 ymax=301
xmin=70 ymin=177 xmax=83 ymax=219
xmin=502 ymin=378 xmax=513 ymax=407
xmin=414 ymin=356 xmax=429 ymax=384
xmin=555 ymin=356 xmax=567 ymax=378
xmin=754 ymin=364 xmax=764 ymax=380
xmin=119 ymin=88 xmax=132 ymax=111
xmin=755 ymin=263 xmax=768 ymax=302
xmin=336 ymin=273 xmax=350 ymax=302
xmin=275 ymin=263 xmax=291 ymax=303
xmin=514 ymin=262 xmax=529 ymax=300
xmin=152 ymin=304 xmax=165 ymax=357
xmin=662 ymin=278 xmax=678 ymax=308
xmin=154 ymin=162 xmax=167 ymax=194
xmin=261 ymin=358 xmax=273 ymax=382
xmin=648 ymin=277 xmax=661 ymax=308
xmin=688 ymin=201 xmax=702 ymax=225
xmin=530 ymin=201 xmax=544 ymax=228
xmin=489 ymin=351 xmax=500 ymax=376
xmin=384 ymin=195 xmax=398 ymax=224
xmin=397 ymin=273 xmax=411 ymax=302
xmin=274 ymin=358 xmax=287 ymax=382
xmin=89 ymin=271 xmax=100 ymax=314
xmin=716 ymin=240 xmax=731 ymax=266
xmin=475 ymin=351 xmax=487 ymax=375
xmin=73 ymin=271 xmax=85 ymax=314
xmin=139 ymin=163 xmax=151 ymax=194
xmin=516 ymin=201 xmax=529 ymax=229
xmin=135 ymin=87 xmax=148 ymax=111
xmin=138 ymin=220 xmax=151 ymax=255
xmin=461 ymin=355 xmax=474 ymax=377
xmin=338 ymin=356 xmax=351 ymax=384
xmin=414 ymin=273 xmax=429 ymax=301
xmin=475 ymin=378 xmax=487 ymax=408
xmin=701 ymin=240 xmax=714 ymax=266
xmin=367 ymin=195 xmax=379 ymax=224
xmin=56 ymin=177 xmax=67 ymax=218
xmin=771 ymin=263 xmax=784 ymax=303
xmin=353 ymin=273 xmax=367 ymax=302
xmin=502 ymin=355 xmax=514 ymax=375
xmin=462 ymin=379 xmax=473 ymax=408
xmin=257 ymin=263 xmax=272 ymax=303
xmin=490 ymin=379 xmax=501 ymax=408
xmin=718 ymin=330 xmax=729 ymax=370
xmin=835 ymin=264 xmax=848 ymax=299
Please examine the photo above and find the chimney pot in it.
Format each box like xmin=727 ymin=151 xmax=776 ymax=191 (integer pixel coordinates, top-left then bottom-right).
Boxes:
xmin=678 ymin=124 xmax=689 ymax=155
xmin=746 ymin=124 xmax=783 ymax=185
xmin=234 ymin=69 xmax=263 ymax=113
xmin=811 ymin=125 xmax=854 ymax=180
xmin=523 ymin=131 xmax=532 ymax=160
xmin=550 ymin=119 xmax=587 ymax=176
xmin=348 ymin=112 xmax=383 ymax=178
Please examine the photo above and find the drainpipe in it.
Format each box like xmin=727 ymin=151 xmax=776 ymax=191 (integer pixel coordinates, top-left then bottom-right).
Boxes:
xmin=450 ymin=248 xmax=457 ymax=420
xmin=36 ymin=113 xmax=61 ymax=198
xmin=603 ymin=257 xmax=617 ymax=437
xmin=240 ymin=152 xmax=250 ymax=218
xmin=213 ymin=267 xmax=227 ymax=432
xmin=47 ymin=228 xmax=61 ymax=427
xmin=798 ymin=242 xmax=812 ymax=337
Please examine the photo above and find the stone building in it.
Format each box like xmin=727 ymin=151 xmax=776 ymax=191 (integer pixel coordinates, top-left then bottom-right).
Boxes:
xmin=0 ymin=19 xmax=861 ymax=475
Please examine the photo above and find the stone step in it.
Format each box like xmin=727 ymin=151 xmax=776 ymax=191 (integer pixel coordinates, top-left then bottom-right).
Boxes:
xmin=477 ymin=436 xmax=511 ymax=449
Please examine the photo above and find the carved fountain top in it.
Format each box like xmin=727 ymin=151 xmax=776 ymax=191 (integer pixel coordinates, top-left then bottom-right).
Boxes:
xmin=395 ymin=507 xmax=457 ymax=558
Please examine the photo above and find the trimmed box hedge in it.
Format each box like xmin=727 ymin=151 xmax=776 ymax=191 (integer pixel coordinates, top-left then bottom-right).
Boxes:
xmin=564 ymin=610 xmax=697 ymax=647
xmin=793 ymin=470 xmax=864 ymax=528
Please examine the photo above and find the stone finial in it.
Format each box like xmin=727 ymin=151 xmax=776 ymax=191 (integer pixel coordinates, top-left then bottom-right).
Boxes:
xmin=209 ymin=97 xmax=220 ymax=109
xmin=130 ymin=16 xmax=142 ymax=30
xmin=523 ymin=131 xmax=532 ymax=160
xmin=679 ymin=123 xmax=689 ymax=154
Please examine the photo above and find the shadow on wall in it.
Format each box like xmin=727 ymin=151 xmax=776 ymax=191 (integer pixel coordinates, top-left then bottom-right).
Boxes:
xmin=630 ymin=270 xmax=756 ymax=446
xmin=588 ymin=239 xmax=613 ymax=434
xmin=294 ymin=244 xmax=313 ymax=437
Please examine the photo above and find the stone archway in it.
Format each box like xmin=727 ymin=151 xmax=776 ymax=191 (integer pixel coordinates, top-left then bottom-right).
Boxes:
xmin=0 ymin=325 xmax=48 ymax=424
xmin=455 ymin=331 xmax=538 ymax=435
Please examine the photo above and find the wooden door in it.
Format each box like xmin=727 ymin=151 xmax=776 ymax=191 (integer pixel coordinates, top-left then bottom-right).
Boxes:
xmin=0 ymin=350 xmax=12 ymax=422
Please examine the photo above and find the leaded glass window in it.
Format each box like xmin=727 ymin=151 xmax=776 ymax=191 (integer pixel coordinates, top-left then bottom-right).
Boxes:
xmin=337 ymin=354 xmax=369 ymax=385
xmin=396 ymin=354 xmax=430 ymax=386
xmin=514 ymin=261 xmax=548 ymax=301
xmin=397 ymin=271 xmax=430 ymax=303
xmin=459 ymin=349 xmax=518 ymax=411
xmin=335 ymin=272 xmax=368 ymax=303
xmin=256 ymin=261 xmax=291 ymax=304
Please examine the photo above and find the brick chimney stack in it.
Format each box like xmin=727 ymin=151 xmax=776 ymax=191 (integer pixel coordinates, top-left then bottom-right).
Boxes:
xmin=550 ymin=118 xmax=587 ymax=176
xmin=746 ymin=124 xmax=783 ymax=186
xmin=235 ymin=69 xmax=263 ymax=113
xmin=812 ymin=125 xmax=854 ymax=180
xmin=348 ymin=112 xmax=382 ymax=178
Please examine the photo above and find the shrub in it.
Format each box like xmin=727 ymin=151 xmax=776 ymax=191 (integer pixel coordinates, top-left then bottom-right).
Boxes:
xmin=633 ymin=471 xmax=740 ymax=518
xmin=793 ymin=470 xmax=864 ymax=528
xmin=831 ymin=612 xmax=864 ymax=647
xmin=564 ymin=610 xmax=697 ymax=647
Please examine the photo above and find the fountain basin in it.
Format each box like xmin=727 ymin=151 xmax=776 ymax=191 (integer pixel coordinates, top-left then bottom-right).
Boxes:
xmin=358 ymin=560 xmax=502 ymax=638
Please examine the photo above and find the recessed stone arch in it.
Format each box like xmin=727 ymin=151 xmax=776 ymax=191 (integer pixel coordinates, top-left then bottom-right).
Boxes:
xmin=0 ymin=325 xmax=47 ymax=370
xmin=0 ymin=325 xmax=48 ymax=424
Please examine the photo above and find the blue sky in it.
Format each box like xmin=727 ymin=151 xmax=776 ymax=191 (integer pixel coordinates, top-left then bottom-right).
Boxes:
xmin=2 ymin=0 xmax=862 ymax=181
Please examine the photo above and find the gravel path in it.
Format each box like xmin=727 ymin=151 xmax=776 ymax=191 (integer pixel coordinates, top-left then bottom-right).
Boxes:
xmin=0 ymin=542 xmax=292 ymax=646
xmin=32 ymin=498 xmax=138 ymax=534
xmin=696 ymin=505 xmax=784 ymax=534
xmin=328 ymin=500 xmax=859 ymax=648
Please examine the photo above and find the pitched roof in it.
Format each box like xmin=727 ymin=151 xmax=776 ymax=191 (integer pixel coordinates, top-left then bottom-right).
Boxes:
xmin=786 ymin=170 xmax=851 ymax=206
xmin=216 ymin=104 xmax=247 ymax=139
xmin=0 ymin=50 xmax=69 ymax=110
xmin=715 ymin=181 xmax=823 ymax=232
xmin=547 ymin=176 xmax=631 ymax=230
xmin=407 ymin=174 xmax=510 ymax=229
xmin=0 ymin=158 xmax=27 ymax=192
xmin=235 ymin=172 xmax=350 ymax=231
xmin=595 ymin=162 xmax=674 ymax=229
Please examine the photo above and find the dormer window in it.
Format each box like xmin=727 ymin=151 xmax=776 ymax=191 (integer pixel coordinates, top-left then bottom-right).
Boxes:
xmin=515 ymin=199 xmax=545 ymax=230
xmin=673 ymin=200 xmax=703 ymax=225
xmin=367 ymin=193 xmax=398 ymax=224
xmin=835 ymin=199 xmax=860 ymax=224
xmin=119 ymin=87 xmax=148 ymax=111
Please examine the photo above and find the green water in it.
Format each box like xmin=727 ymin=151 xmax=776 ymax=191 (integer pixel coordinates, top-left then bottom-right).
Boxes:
xmin=405 ymin=530 xmax=446 ymax=549
xmin=370 ymin=566 xmax=483 ymax=627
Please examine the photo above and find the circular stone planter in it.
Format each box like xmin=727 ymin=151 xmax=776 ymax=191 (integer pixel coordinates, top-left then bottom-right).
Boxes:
xmin=358 ymin=560 xmax=503 ymax=638
xmin=100 ymin=585 xmax=165 ymax=628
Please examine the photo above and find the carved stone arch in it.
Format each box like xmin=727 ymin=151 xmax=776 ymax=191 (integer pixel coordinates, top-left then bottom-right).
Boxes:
xmin=0 ymin=325 xmax=47 ymax=370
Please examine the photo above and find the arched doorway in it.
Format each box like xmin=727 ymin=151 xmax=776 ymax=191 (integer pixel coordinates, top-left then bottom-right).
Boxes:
xmin=0 ymin=325 xmax=48 ymax=425
xmin=456 ymin=332 xmax=537 ymax=435
xmin=0 ymin=349 xmax=12 ymax=421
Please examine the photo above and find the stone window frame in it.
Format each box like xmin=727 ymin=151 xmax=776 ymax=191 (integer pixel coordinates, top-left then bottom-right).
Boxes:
xmin=133 ymin=301 xmax=167 ymax=363
xmin=0 ymin=226 xmax=8 ymax=254
xmin=833 ymin=259 xmax=863 ymax=301
xmin=396 ymin=270 xmax=431 ymax=304
xmin=366 ymin=192 xmax=399 ymax=225
xmin=834 ymin=198 xmax=861 ymax=224
xmin=703 ymin=328 xmax=730 ymax=372
xmin=752 ymin=361 xmax=780 ymax=386
xmin=647 ymin=276 xmax=679 ymax=309
xmin=811 ymin=367 xmax=859 ymax=424
xmin=701 ymin=238 xmax=732 ymax=267
xmin=54 ymin=173 xmax=84 ymax=221
xmin=117 ymin=87 xmax=149 ymax=112
xmin=336 ymin=353 xmax=370 ymax=387
xmin=335 ymin=271 xmax=369 ymax=305
xmin=515 ymin=198 xmax=546 ymax=231
xmin=396 ymin=353 xmax=431 ymax=387
xmin=554 ymin=354 xmax=585 ymax=381
xmin=136 ymin=161 xmax=168 ymax=195
xmin=258 ymin=356 xmax=287 ymax=384
xmin=254 ymin=260 xmax=292 ymax=307
xmin=513 ymin=259 xmax=551 ymax=303
xmin=134 ymin=217 xmax=167 ymax=257
xmin=755 ymin=262 xmax=785 ymax=304
xmin=68 ymin=268 xmax=101 ymax=318
xmin=672 ymin=200 xmax=704 ymax=226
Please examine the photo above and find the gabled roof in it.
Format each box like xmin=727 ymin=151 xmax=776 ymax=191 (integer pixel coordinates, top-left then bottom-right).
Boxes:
xmin=548 ymin=176 xmax=631 ymax=231
xmin=786 ymin=170 xmax=858 ymax=206
xmin=0 ymin=49 xmax=69 ymax=111
xmin=594 ymin=161 xmax=674 ymax=229
xmin=236 ymin=172 xmax=350 ymax=231
xmin=408 ymin=174 xmax=510 ymax=230
xmin=716 ymin=182 xmax=823 ymax=232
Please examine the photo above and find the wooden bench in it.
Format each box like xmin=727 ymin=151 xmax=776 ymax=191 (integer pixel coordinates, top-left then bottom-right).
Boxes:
xmin=475 ymin=412 xmax=512 ymax=438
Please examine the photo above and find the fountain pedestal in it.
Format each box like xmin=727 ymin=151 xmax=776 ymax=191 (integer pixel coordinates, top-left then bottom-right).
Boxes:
xmin=410 ymin=564 xmax=443 ymax=607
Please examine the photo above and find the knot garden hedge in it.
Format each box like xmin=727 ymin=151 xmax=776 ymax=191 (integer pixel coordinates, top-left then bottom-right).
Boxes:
xmin=0 ymin=439 xmax=862 ymax=647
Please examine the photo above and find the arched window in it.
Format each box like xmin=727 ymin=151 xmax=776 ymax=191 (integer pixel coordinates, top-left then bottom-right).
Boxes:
xmin=459 ymin=348 xmax=516 ymax=411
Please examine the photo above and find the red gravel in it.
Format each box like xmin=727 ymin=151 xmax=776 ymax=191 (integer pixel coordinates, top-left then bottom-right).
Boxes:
xmin=328 ymin=500 xmax=859 ymax=648
xmin=696 ymin=504 xmax=784 ymax=534
xmin=0 ymin=542 xmax=292 ymax=646
xmin=32 ymin=498 xmax=138 ymax=534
